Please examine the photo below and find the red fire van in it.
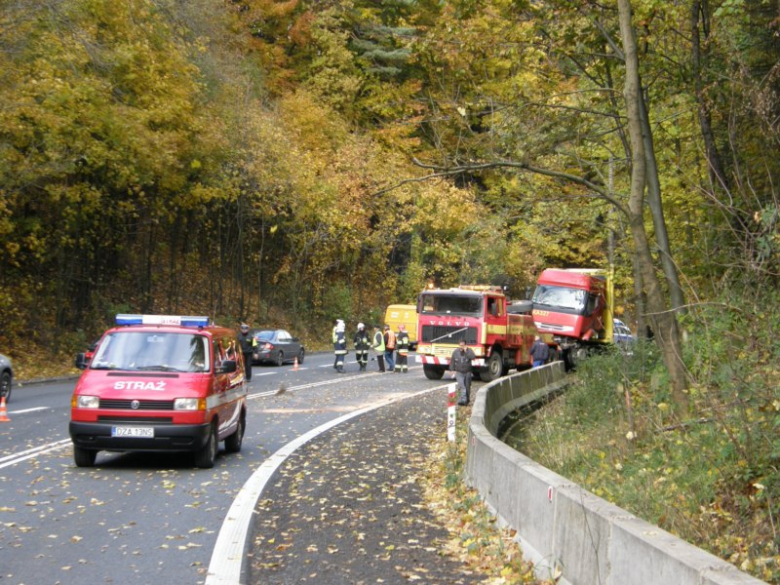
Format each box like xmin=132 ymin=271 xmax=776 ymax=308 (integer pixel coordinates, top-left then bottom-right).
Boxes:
xmin=69 ymin=315 xmax=247 ymax=468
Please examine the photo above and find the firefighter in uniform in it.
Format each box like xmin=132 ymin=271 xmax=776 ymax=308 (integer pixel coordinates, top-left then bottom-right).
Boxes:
xmin=353 ymin=323 xmax=371 ymax=372
xmin=238 ymin=323 xmax=257 ymax=381
xmin=395 ymin=324 xmax=410 ymax=373
xmin=372 ymin=324 xmax=386 ymax=372
xmin=333 ymin=319 xmax=347 ymax=373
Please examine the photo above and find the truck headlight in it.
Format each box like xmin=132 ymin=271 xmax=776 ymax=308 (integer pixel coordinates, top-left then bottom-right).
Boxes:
xmin=75 ymin=395 xmax=100 ymax=409
xmin=174 ymin=398 xmax=204 ymax=411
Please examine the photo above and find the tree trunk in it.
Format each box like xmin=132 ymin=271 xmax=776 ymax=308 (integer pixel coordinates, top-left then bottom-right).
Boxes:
xmin=691 ymin=0 xmax=730 ymax=194
xmin=638 ymin=96 xmax=686 ymax=312
xmin=618 ymin=0 xmax=689 ymax=409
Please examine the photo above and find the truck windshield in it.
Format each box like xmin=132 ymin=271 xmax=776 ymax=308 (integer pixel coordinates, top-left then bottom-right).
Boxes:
xmin=90 ymin=332 xmax=210 ymax=372
xmin=532 ymin=285 xmax=587 ymax=313
xmin=420 ymin=294 xmax=483 ymax=316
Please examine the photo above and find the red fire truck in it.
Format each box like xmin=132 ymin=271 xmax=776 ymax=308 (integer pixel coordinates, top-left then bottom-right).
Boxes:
xmin=415 ymin=285 xmax=543 ymax=382
xmin=531 ymin=268 xmax=615 ymax=367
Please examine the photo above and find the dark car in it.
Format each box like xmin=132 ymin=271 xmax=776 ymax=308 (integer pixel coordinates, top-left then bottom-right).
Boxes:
xmin=251 ymin=330 xmax=305 ymax=366
xmin=0 ymin=353 xmax=13 ymax=401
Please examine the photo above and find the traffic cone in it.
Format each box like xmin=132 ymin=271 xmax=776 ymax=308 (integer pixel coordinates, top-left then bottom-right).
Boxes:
xmin=0 ymin=396 xmax=9 ymax=422
xmin=293 ymin=356 xmax=299 ymax=371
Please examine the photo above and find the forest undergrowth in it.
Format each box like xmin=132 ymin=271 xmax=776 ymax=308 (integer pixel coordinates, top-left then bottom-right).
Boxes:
xmin=507 ymin=294 xmax=780 ymax=583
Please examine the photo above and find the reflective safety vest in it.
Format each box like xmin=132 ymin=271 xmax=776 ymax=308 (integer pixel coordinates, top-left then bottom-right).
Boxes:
xmin=333 ymin=327 xmax=347 ymax=355
xmin=385 ymin=329 xmax=396 ymax=350
xmin=239 ymin=333 xmax=257 ymax=354
xmin=396 ymin=331 xmax=410 ymax=356
xmin=354 ymin=330 xmax=371 ymax=351
xmin=373 ymin=330 xmax=385 ymax=352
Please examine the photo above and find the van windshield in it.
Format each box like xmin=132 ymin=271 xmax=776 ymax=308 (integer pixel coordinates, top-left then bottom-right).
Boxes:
xmin=90 ymin=332 xmax=210 ymax=372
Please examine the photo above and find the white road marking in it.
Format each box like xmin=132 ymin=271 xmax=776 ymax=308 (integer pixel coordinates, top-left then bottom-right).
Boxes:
xmin=9 ymin=407 xmax=49 ymax=415
xmin=205 ymin=383 xmax=450 ymax=585
xmin=0 ymin=439 xmax=72 ymax=470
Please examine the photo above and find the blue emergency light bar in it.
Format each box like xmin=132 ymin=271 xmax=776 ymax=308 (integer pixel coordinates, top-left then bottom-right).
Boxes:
xmin=116 ymin=314 xmax=211 ymax=328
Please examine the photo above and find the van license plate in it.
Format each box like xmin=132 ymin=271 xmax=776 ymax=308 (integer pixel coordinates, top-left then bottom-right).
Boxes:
xmin=112 ymin=426 xmax=154 ymax=438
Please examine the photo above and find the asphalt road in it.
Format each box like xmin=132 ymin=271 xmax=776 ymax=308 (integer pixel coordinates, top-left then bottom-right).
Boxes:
xmin=0 ymin=352 xmax=454 ymax=585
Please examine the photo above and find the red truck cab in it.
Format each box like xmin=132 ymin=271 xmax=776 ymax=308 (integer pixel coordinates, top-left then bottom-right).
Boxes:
xmin=69 ymin=314 xmax=247 ymax=469
xmin=532 ymin=269 xmax=614 ymax=366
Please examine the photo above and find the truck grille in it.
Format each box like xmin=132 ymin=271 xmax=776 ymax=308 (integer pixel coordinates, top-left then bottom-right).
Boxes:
xmin=429 ymin=346 xmax=457 ymax=358
xmin=99 ymin=399 xmax=175 ymax=410
xmin=421 ymin=326 xmax=478 ymax=344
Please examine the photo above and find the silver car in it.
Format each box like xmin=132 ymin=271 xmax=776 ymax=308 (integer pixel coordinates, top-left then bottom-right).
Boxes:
xmin=0 ymin=354 xmax=12 ymax=402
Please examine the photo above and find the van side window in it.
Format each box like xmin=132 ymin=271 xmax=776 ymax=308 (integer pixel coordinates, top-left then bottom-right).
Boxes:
xmin=214 ymin=340 xmax=226 ymax=367
xmin=223 ymin=338 xmax=236 ymax=360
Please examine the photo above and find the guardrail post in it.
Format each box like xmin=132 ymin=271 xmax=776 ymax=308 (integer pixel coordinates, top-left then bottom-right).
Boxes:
xmin=447 ymin=383 xmax=457 ymax=442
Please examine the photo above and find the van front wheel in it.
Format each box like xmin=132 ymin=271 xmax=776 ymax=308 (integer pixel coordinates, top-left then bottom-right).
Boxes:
xmin=73 ymin=446 xmax=97 ymax=468
xmin=195 ymin=423 xmax=218 ymax=468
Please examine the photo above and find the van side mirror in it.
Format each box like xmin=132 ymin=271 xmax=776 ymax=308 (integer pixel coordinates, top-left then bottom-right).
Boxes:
xmin=215 ymin=360 xmax=237 ymax=375
xmin=75 ymin=353 xmax=88 ymax=370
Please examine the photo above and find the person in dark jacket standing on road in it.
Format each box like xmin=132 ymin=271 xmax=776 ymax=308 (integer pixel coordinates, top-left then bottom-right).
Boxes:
xmin=372 ymin=324 xmax=386 ymax=372
xmin=353 ymin=323 xmax=371 ymax=372
xmin=238 ymin=323 xmax=257 ymax=381
xmin=449 ymin=340 xmax=476 ymax=405
xmin=333 ymin=319 xmax=347 ymax=373
xmin=530 ymin=336 xmax=550 ymax=368
xmin=395 ymin=325 xmax=410 ymax=373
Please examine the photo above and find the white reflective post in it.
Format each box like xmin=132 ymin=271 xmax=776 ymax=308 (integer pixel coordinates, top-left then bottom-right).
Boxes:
xmin=447 ymin=383 xmax=457 ymax=442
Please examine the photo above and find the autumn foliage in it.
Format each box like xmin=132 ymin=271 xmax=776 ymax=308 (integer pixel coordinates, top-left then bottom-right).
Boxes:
xmin=1 ymin=0 xmax=780 ymax=580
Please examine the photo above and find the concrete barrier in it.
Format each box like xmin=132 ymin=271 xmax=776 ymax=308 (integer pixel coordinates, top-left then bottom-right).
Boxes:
xmin=465 ymin=363 xmax=766 ymax=585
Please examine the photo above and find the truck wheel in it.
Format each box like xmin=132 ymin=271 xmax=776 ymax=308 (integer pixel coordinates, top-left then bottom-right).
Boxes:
xmin=481 ymin=352 xmax=504 ymax=382
xmin=224 ymin=411 xmax=245 ymax=454
xmin=195 ymin=422 xmax=218 ymax=468
xmin=423 ymin=364 xmax=445 ymax=380
xmin=73 ymin=446 xmax=97 ymax=468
